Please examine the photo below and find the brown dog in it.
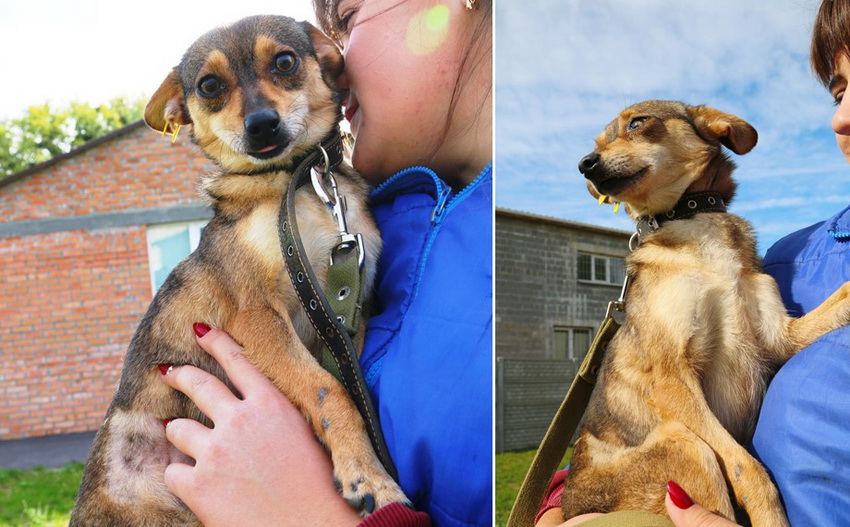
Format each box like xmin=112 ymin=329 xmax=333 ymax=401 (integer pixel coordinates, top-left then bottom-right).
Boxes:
xmin=561 ymin=100 xmax=850 ymax=526
xmin=70 ymin=15 xmax=406 ymax=525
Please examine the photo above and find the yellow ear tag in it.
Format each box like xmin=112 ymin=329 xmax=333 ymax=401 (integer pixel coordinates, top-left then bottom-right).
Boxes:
xmin=162 ymin=122 xmax=181 ymax=143
xmin=598 ymin=195 xmax=608 ymax=205
xmin=613 ymin=202 xmax=621 ymax=214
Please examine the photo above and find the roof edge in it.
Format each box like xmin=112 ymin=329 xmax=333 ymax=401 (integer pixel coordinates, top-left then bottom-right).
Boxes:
xmin=496 ymin=206 xmax=632 ymax=238
xmin=0 ymin=120 xmax=147 ymax=190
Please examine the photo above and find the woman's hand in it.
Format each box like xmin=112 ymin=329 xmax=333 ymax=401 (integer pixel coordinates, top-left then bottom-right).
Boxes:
xmin=160 ymin=323 xmax=360 ymax=527
xmin=536 ymin=509 xmax=601 ymax=526
xmin=666 ymin=481 xmax=741 ymax=527
xmin=537 ymin=481 xmax=740 ymax=527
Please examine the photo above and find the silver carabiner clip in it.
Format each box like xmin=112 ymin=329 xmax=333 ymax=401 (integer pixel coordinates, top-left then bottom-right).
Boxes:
xmin=309 ymin=145 xmax=365 ymax=269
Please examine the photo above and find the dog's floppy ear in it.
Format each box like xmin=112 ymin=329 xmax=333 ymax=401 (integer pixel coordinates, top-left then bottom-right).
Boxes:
xmin=688 ymin=105 xmax=758 ymax=155
xmin=301 ymin=22 xmax=345 ymax=88
xmin=144 ymin=68 xmax=192 ymax=133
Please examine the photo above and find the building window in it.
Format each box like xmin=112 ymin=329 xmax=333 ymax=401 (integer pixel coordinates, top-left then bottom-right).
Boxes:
xmin=554 ymin=327 xmax=593 ymax=360
xmin=146 ymin=220 xmax=208 ymax=293
xmin=577 ymin=253 xmax=625 ymax=286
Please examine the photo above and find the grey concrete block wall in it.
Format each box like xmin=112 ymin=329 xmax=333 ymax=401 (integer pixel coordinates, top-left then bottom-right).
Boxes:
xmin=495 ymin=208 xmax=631 ymax=451
xmin=496 ymin=208 xmax=630 ymax=360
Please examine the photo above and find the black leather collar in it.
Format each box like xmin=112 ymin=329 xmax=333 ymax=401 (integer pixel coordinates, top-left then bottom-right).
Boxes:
xmin=637 ymin=191 xmax=727 ymax=239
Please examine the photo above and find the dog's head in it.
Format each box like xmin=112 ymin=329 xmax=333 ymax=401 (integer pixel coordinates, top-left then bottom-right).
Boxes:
xmin=144 ymin=15 xmax=344 ymax=174
xmin=578 ymin=100 xmax=758 ymax=219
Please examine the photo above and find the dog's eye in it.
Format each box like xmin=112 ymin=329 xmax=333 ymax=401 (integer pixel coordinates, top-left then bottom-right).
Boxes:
xmin=197 ymin=76 xmax=224 ymax=98
xmin=274 ymin=52 xmax=299 ymax=75
xmin=627 ymin=117 xmax=649 ymax=131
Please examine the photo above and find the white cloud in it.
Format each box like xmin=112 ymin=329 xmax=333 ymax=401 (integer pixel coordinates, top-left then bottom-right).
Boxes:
xmin=496 ymin=0 xmax=850 ymax=253
xmin=0 ymin=0 xmax=317 ymax=120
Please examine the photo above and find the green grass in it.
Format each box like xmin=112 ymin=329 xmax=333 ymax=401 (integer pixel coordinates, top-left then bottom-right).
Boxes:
xmin=0 ymin=463 xmax=83 ymax=526
xmin=1 ymin=451 xmax=569 ymax=526
xmin=495 ymin=448 xmax=572 ymax=527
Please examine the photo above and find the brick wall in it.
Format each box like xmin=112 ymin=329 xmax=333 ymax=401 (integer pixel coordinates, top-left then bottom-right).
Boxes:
xmin=0 ymin=123 xmax=207 ymax=221
xmin=0 ymin=122 xmax=212 ymax=439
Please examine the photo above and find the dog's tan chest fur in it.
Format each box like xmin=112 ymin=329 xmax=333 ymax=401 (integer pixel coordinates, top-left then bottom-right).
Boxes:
xmin=624 ymin=215 xmax=771 ymax=440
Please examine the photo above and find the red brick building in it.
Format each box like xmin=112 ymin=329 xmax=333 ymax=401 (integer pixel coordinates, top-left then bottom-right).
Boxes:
xmin=0 ymin=121 xmax=213 ymax=439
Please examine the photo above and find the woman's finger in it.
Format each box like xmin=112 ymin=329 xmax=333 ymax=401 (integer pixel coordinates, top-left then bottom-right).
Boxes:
xmin=666 ymin=481 xmax=741 ymax=527
xmin=163 ymin=461 xmax=196 ymax=503
xmin=164 ymin=417 xmax=212 ymax=461
xmin=192 ymin=323 xmax=270 ymax=397
xmin=162 ymin=364 xmax=239 ymax=422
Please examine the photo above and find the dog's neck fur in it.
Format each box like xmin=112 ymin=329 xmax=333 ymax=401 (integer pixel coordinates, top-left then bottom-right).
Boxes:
xmin=197 ymin=128 xmax=341 ymax=216
xmin=683 ymin=150 xmax=737 ymax=206
xmin=201 ymin=170 xmax=292 ymax=216
xmin=625 ymin=149 xmax=738 ymax=222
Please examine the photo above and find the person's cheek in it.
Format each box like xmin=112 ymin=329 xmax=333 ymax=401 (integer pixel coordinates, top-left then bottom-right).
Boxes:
xmin=837 ymin=133 xmax=850 ymax=164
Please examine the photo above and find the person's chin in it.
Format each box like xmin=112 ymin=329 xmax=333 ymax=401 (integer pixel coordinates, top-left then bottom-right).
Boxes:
xmin=352 ymin=145 xmax=396 ymax=186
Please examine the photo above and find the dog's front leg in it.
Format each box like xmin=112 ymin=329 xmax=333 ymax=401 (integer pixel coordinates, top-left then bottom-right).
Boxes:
xmin=648 ymin=375 xmax=789 ymax=527
xmin=228 ymin=307 xmax=408 ymax=514
xmin=784 ymin=281 xmax=850 ymax=351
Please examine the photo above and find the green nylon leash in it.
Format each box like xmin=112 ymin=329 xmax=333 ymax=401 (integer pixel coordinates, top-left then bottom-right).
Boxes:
xmin=506 ymin=311 xmax=621 ymax=527
xmin=278 ymin=132 xmax=398 ymax=481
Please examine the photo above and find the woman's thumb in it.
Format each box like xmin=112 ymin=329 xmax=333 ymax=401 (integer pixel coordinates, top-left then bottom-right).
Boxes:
xmin=665 ymin=481 xmax=740 ymax=527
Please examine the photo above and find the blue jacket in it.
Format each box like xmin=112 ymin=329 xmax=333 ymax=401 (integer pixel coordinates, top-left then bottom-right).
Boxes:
xmin=361 ymin=164 xmax=493 ymax=527
xmin=752 ymin=204 xmax=850 ymax=527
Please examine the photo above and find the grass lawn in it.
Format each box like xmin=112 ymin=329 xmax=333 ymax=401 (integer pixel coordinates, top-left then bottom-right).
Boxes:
xmin=0 ymin=462 xmax=83 ymax=526
xmin=2 ymin=450 xmax=569 ymax=526
xmin=495 ymin=447 xmax=572 ymax=527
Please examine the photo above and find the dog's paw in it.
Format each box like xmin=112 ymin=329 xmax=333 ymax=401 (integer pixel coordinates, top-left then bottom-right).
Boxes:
xmin=333 ymin=460 xmax=409 ymax=515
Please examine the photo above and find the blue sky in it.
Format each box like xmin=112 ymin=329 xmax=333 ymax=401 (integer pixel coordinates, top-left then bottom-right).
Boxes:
xmin=0 ymin=1 xmax=316 ymax=121
xmin=495 ymin=0 xmax=850 ymax=253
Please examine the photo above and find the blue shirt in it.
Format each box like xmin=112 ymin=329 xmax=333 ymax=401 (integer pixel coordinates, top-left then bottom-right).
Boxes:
xmin=361 ymin=164 xmax=493 ymax=527
xmin=752 ymin=204 xmax=850 ymax=527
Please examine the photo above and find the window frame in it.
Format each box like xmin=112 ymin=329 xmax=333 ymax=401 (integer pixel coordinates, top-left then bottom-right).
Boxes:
xmin=553 ymin=326 xmax=594 ymax=360
xmin=145 ymin=220 xmax=208 ymax=294
xmin=577 ymin=252 xmax=625 ymax=287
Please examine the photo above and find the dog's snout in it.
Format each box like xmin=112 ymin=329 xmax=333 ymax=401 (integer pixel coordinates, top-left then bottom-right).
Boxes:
xmin=244 ymin=110 xmax=281 ymax=144
xmin=579 ymin=152 xmax=600 ymax=176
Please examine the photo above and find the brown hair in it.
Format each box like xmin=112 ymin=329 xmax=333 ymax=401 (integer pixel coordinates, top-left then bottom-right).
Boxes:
xmin=312 ymin=0 xmax=492 ymax=160
xmin=811 ymin=0 xmax=850 ymax=86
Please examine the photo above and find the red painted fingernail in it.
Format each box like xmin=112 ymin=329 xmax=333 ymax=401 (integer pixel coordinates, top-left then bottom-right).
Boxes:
xmin=193 ymin=322 xmax=211 ymax=337
xmin=157 ymin=364 xmax=173 ymax=376
xmin=667 ymin=481 xmax=694 ymax=509
xmin=163 ymin=418 xmax=174 ymax=429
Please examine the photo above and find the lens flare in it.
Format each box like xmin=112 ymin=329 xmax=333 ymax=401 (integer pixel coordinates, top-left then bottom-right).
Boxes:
xmin=406 ymin=4 xmax=450 ymax=56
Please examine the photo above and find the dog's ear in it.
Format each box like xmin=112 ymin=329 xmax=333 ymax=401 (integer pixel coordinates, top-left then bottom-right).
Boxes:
xmin=301 ymin=22 xmax=345 ymax=88
xmin=144 ymin=68 xmax=192 ymax=133
xmin=688 ymin=105 xmax=758 ymax=155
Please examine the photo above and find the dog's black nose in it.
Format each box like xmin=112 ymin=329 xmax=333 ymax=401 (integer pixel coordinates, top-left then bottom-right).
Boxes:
xmin=244 ymin=109 xmax=281 ymax=146
xmin=579 ymin=152 xmax=600 ymax=175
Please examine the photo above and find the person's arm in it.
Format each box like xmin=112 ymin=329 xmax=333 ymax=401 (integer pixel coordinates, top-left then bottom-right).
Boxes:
xmin=160 ymin=324 xmax=429 ymax=526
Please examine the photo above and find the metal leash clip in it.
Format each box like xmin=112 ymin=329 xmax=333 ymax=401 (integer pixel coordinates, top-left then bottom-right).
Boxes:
xmin=310 ymin=145 xmax=365 ymax=268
